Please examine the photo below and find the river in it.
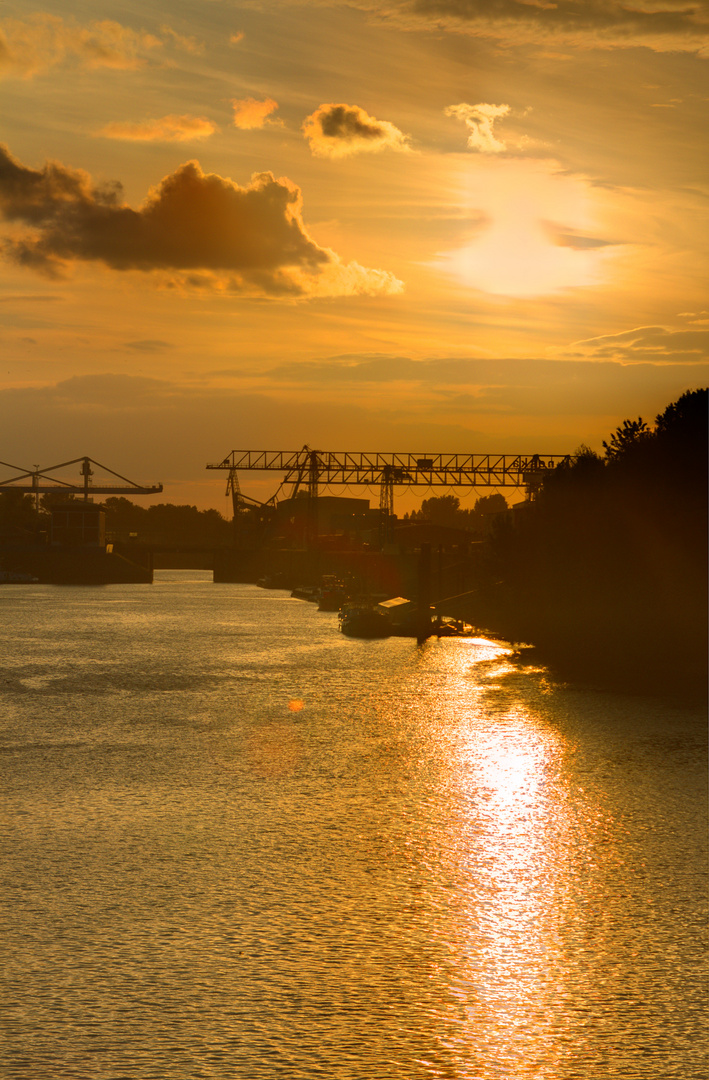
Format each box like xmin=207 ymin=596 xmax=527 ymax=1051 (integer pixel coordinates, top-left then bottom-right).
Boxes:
xmin=2 ymin=571 xmax=706 ymax=1079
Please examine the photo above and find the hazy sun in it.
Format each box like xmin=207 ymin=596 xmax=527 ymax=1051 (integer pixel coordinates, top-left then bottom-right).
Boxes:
xmin=435 ymin=159 xmax=613 ymax=297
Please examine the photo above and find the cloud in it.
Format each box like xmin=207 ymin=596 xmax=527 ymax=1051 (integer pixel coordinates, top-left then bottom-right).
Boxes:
xmin=0 ymin=372 xmax=481 ymax=487
xmin=0 ymin=293 xmax=63 ymax=303
xmin=0 ymin=14 xmax=163 ymax=78
xmin=229 ymin=32 xmax=245 ymax=45
xmin=260 ymin=352 xmax=709 ymax=389
xmin=368 ymin=1 xmax=709 ymax=54
xmin=542 ymin=221 xmax=618 ymax=250
xmin=0 ymin=144 xmax=402 ymax=298
xmin=237 ymin=352 xmax=709 ymax=427
xmin=567 ymin=324 xmax=709 ymax=362
xmin=302 ymin=104 xmax=411 ymax=159
xmin=124 ymin=339 xmax=173 ymax=352
xmin=231 ymin=97 xmax=280 ymax=130
xmin=445 ymin=103 xmax=511 ymax=153
xmin=97 ymin=115 xmax=217 ymax=142
xmin=159 ymin=25 xmax=204 ymax=56
xmin=3 ymin=367 xmax=706 ymax=512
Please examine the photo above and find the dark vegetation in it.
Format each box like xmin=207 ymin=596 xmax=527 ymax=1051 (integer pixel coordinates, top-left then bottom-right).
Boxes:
xmin=99 ymin=498 xmax=232 ymax=547
xmin=0 ymin=492 xmax=233 ymax=548
xmin=476 ymin=389 xmax=708 ymax=696
xmin=405 ymin=492 xmax=507 ymax=533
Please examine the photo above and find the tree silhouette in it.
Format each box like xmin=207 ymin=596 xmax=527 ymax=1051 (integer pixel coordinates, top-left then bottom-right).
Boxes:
xmin=602 ymin=417 xmax=651 ymax=460
xmin=476 ymin=389 xmax=708 ymax=695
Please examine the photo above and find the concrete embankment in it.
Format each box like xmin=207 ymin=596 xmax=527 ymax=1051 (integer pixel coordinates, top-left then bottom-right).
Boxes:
xmin=0 ymin=544 xmax=153 ymax=584
xmin=213 ymin=545 xmax=481 ymax=602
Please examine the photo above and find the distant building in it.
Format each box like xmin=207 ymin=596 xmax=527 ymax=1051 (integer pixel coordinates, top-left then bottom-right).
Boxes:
xmin=50 ymin=502 xmax=106 ymax=547
xmin=273 ymin=495 xmax=380 ymax=546
xmin=388 ymin=521 xmax=479 ymax=553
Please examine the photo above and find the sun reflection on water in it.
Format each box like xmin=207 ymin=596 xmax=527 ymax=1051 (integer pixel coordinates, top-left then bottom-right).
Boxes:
xmin=410 ymin=638 xmax=586 ymax=1077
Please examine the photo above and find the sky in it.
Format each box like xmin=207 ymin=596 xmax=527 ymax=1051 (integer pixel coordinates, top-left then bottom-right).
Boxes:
xmin=1 ymin=0 xmax=707 ymax=512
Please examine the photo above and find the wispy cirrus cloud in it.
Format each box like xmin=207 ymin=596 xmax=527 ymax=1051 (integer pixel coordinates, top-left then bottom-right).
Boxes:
xmin=364 ymin=1 xmax=709 ymax=54
xmin=159 ymin=25 xmax=204 ymax=56
xmin=302 ymin=103 xmax=411 ymax=158
xmin=97 ymin=115 xmax=217 ymax=142
xmin=209 ymin=352 xmax=709 ymax=427
xmin=567 ymin=323 xmax=709 ymax=362
xmin=541 ymin=221 xmax=618 ymax=251
xmin=0 ymin=14 xmax=163 ymax=78
xmin=124 ymin=339 xmax=173 ymax=353
xmin=231 ymin=97 xmax=280 ymax=130
xmin=0 ymin=143 xmax=402 ymax=299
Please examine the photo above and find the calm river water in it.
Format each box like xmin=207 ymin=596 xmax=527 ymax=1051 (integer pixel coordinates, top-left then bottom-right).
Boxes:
xmin=2 ymin=571 xmax=707 ymax=1079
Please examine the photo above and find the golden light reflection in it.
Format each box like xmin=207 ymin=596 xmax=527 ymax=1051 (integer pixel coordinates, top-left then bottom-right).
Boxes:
xmin=422 ymin=638 xmax=583 ymax=1076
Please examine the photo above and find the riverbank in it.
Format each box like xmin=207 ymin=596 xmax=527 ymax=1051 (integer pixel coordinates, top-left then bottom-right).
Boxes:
xmin=468 ymin=582 xmax=708 ymax=703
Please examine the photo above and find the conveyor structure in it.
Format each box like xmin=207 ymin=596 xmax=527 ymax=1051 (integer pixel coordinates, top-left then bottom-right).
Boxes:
xmin=0 ymin=456 xmax=163 ymax=500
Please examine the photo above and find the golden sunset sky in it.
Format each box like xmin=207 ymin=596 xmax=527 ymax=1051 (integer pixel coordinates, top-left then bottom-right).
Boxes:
xmin=1 ymin=0 xmax=707 ymax=510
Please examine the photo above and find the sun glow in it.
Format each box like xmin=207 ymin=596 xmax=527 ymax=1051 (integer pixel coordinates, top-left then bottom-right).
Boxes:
xmin=435 ymin=159 xmax=614 ymax=296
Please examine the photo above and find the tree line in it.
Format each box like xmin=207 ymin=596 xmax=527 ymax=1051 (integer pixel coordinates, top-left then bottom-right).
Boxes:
xmin=403 ymin=492 xmax=508 ymax=533
xmin=0 ymin=492 xmax=233 ymax=548
xmin=475 ymin=388 xmax=708 ymax=695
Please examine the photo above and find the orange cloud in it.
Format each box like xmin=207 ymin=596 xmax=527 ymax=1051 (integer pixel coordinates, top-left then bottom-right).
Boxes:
xmin=231 ymin=97 xmax=280 ymax=130
xmin=302 ymin=103 xmax=411 ymax=159
xmin=0 ymin=14 xmax=162 ymax=78
xmin=0 ymin=144 xmax=402 ymax=298
xmin=159 ymin=25 xmax=204 ymax=55
xmin=445 ymin=102 xmax=510 ymax=153
xmin=97 ymin=116 xmax=217 ymax=142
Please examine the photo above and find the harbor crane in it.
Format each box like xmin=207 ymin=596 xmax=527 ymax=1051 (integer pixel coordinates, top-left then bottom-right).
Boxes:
xmin=0 ymin=456 xmax=163 ymax=507
xmin=207 ymin=446 xmax=572 ymax=544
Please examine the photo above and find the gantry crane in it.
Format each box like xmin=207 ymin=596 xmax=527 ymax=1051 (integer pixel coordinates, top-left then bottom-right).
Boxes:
xmin=207 ymin=446 xmax=571 ymax=545
xmin=224 ymin=466 xmax=278 ymax=543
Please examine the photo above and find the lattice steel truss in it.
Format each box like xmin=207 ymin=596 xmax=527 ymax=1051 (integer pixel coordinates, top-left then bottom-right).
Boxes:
xmin=207 ymin=448 xmax=571 ymax=491
xmin=0 ymin=456 xmax=163 ymax=499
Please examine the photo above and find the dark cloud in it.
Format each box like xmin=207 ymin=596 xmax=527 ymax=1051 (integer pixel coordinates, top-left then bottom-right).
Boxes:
xmin=0 ymin=144 xmax=401 ymax=297
xmin=49 ymin=373 xmax=169 ymax=406
xmin=124 ymin=339 xmax=173 ymax=352
xmin=375 ymin=0 xmax=709 ymax=51
xmin=542 ymin=221 xmax=618 ymax=250
xmin=321 ymin=106 xmax=384 ymax=141
xmin=0 ymin=293 xmax=63 ymax=302
xmin=303 ymin=104 xmax=410 ymax=158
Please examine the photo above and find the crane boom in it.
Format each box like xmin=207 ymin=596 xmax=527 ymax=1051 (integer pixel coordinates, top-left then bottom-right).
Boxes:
xmin=0 ymin=456 xmax=162 ymax=498
xmin=207 ymin=448 xmax=570 ymax=487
